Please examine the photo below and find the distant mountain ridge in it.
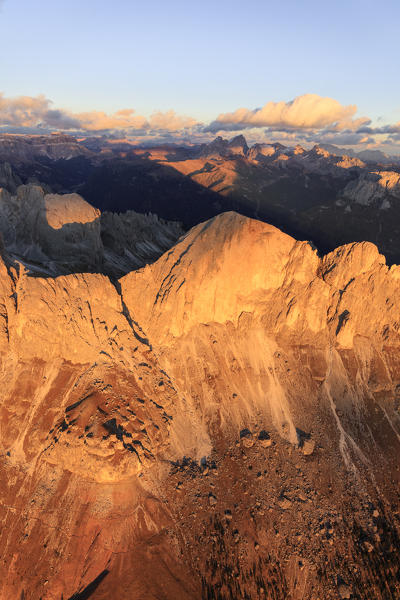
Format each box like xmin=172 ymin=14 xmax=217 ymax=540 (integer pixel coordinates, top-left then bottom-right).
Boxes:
xmin=0 ymin=132 xmax=399 ymax=165
xmin=2 ymin=133 xmax=400 ymax=265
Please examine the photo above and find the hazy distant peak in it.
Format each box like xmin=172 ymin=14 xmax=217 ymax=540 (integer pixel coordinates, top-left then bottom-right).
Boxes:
xmin=318 ymin=143 xmax=353 ymax=158
xmin=202 ymin=135 xmax=249 ymax=157
xmin=310 ymin=144 xmax=331 ymax=158
xmin=318 ymin=143 xmax=396 ymax=165
xmin=357 ymin=149 xmax=390 ymax=163
xmin=227 ymin=134 xmax=249 ymax=154
xmin=293 ymin=144 xmax=306 ymax=155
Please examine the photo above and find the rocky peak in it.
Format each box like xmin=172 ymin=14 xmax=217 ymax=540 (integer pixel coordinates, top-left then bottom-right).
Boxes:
xmin=0 ymin=184 xmax=184 ymax=276
xmin=247 ymin=142 xmax=278 ymax=159
xmin=293 ymin=144 xmax=306 ymax=155
xmin=121 ymin=212 xmax=317 ymax=342
xmin=310 ymin=144 xmax=331 ymax=158
xmin=227 ymin=134 xmax=249 ymax=156
xmin=0 ymin=162 xmax=21 ymax=193
xmin=202 ymin=135 xmax=249 ymax=158
xmin=201 ymin=135 xmax=229 ymax=157
xmin=0 ymin=208 xmax=399 ymax=599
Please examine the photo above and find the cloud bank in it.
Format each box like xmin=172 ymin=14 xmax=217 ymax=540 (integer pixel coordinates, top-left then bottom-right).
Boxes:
xmin=206 ymin=94 xmax=370 ymax=132
xmin=0 ymin=92 xmax=399 ymax=154
xmin=205 ymin=94 xmax=400 ymax=154
xmin=0 ymin=93 xmax=197 ymax=136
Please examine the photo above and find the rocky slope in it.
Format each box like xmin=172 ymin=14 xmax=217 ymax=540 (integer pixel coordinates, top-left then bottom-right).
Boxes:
xmin=0 ymin=210 xmax=399 ymax=599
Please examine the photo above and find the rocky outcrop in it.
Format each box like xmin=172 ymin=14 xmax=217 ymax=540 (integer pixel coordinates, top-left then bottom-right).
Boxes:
xmin=0 ymin=162 xmax=21 ymax=193
xmin=0 ymin=184 xmax=184 ymax=276
xmin=101 ymin=210 xmax=184 ymax=275
xmin=0 ymin=184 xmax=102 ymax=273
xmin=336 ymin=155 xmax=366 ymax=169
xmin=342 ymin=170 xmax=400 ymax=207
xmin=0 ymin=185 xmax=102 ymax=271
xmin=0 ymin=211 xmax=399 ymax=599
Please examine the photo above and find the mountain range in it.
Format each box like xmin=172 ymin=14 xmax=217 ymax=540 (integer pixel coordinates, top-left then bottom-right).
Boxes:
xmin=0 ymin=135 xmax=399 ymax=599
xmin=2 ymin=132 xmax=400 ymax=265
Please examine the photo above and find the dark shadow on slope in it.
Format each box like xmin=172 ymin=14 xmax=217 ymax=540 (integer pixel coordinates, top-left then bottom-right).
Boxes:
xmin=76 ymin=154 xmax=336 ymax=255
xmin=296 ymin=427 xmax=311 ymax=447
xmin=67 ymin=569 xmax=109 ymax=600
xmin=73 ymin=154 xmax=400 ymax=264
xmin=9 ymin=151 xmax=400 ymax=267
xmin=13 ymin=155 xmax=95 ymax=195
xmin=80 ymin=155 xmax=231 ymax=228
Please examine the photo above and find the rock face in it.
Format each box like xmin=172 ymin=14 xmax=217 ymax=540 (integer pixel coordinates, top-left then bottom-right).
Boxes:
xmin=0 ymin=162 xmax=21 ymax=193
xmin=343 ymin=170 xmax=400 ymax=207
xmin=0 ymin=133 xmax=93 ymax=164
xmin=0 ymin=185 xmax=102 ymax=272
xmin=0 ymin=211 xmax=399 ymax=599
xmin=0 ymin=184 xmax=184 ymax=276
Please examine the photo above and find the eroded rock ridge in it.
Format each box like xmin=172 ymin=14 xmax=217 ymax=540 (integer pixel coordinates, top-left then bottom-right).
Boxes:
xmin=0 ymin=211 xmax=399 ymax=599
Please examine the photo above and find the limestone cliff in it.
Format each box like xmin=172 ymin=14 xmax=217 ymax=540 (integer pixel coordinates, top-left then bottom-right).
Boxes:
xmin=0 ymin=211 xmax=399 ymax=599
xmin=0 ymin=184 xmax=184 ymax=276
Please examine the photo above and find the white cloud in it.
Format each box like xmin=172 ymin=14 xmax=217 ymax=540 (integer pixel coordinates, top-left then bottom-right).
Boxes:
xmin=74 ymin=109 xmax=148 ymax=131
xmin=206 ymin=94 xmax=370 ymax=132
xmin=149 ymin=110 xmax=197 ymax=131
xmin=0 ymin=91 xmax=400 ymax=154
xmin=0 ymin=93 xmax=198 ymax=135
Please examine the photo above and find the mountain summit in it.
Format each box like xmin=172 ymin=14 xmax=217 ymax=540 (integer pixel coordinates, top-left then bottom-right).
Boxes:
xmin=0 ymin=209 xmax=399 ymax=599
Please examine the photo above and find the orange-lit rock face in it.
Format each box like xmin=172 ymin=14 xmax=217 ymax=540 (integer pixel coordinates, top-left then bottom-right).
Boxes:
xmin=0 ymin=212 xmax=399 ymax=599
xmin=164 ymin=157 xmax=239 ymax=194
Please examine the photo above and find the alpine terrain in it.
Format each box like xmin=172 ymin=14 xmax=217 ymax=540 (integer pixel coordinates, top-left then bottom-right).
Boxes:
xmin=0 ymin=184 xmax=399 ymax=599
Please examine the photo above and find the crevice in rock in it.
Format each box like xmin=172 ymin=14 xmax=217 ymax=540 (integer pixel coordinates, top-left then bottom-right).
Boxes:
xmin=336 ymin=309 xmax=350 ymax=335
xmin=67 ymin=569 xmax=110 ymax=600
xmin=111 ymin=279 xmax=152 ymax=350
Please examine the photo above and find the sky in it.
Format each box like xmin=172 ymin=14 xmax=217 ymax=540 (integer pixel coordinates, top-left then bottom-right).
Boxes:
xmin=0 ymin=0 xmax=400 ymax=152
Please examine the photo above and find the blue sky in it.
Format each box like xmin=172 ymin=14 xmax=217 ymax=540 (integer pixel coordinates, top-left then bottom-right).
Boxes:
xmin=0 ymin=0 xmax=399 ymax=150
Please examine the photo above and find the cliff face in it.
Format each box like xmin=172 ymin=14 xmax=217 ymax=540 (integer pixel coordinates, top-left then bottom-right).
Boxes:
xmin=0 ymin=212 xmax=399 ymax=599
xmin=0 ymin=184 xmax=184 ymax=277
